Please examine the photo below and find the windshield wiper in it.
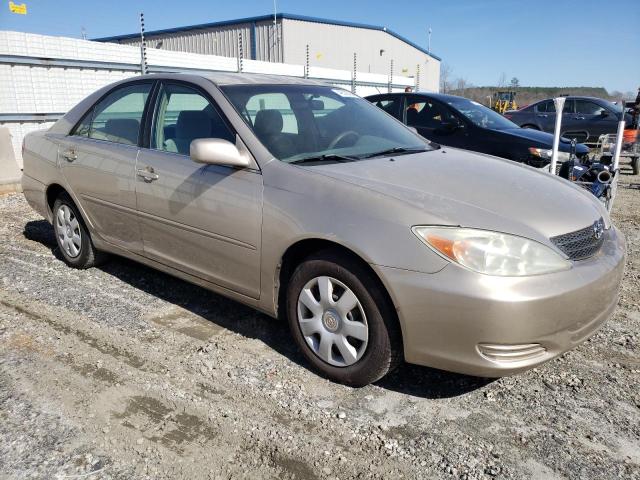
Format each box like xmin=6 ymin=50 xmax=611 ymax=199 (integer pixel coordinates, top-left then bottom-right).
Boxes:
xmin=359 ymin=147 xmax=429 ymax=159
xmin=289 ymin=154 xmax=358 ymax=164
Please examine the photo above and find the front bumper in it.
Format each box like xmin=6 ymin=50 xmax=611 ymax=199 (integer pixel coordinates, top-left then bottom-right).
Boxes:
xmin=374 ymin=226 xmax=625 ymax=377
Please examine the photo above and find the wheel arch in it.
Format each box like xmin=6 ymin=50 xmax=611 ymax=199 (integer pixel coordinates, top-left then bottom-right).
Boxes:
xmin=45 ymin=183 xmax=67 ymax=217
xmin=276 ymin=238 xmax=404 ymax=345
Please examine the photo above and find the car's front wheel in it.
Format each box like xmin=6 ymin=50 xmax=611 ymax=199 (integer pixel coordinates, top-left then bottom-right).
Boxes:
xmin=286 ymin=251 xmax=401 ymax=386
xmin=52 ymin=192 xmax=106 ymax=269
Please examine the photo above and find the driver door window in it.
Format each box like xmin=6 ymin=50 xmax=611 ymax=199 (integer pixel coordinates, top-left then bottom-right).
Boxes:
xmin=152 ymin=84 xmax=234 ymax=156
xmin=406 ymin=98 xmax=458 ymax=131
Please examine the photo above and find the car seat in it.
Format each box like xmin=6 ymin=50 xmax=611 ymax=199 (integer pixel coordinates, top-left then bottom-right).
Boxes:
xmin=164 ymin=111 xmax=212 ymax=155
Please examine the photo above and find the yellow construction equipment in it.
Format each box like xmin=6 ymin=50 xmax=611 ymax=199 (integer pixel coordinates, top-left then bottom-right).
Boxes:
xmin=491 ymin=91 xmax=517 ymax=114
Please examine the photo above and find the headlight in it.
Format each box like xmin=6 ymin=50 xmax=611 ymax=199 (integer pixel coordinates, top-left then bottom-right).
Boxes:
xmin=528 ymin=148 xmax=570 ymax=162
xmin=412 ymin=227 xmax=571 ymax=276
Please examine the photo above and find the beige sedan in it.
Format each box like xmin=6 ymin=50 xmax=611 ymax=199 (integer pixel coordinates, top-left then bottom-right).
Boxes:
xmin=21 ymin=73 xmax=625 ymax=386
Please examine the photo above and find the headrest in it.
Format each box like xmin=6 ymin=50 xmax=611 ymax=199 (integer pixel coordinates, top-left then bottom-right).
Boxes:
xmin=104 ymin=118 xmax=140 ymax=145
xmin=406 ymin=108 xmax=419 ymax=125
xmin=176 ymin=110 xmax=211 ymax=139
xmin=254 ymin=109 xmax=283 ymax=136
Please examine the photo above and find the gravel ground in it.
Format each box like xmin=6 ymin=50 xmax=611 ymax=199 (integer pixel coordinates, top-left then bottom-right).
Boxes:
xmin=0 ymin=173 xmax=639 ymax=480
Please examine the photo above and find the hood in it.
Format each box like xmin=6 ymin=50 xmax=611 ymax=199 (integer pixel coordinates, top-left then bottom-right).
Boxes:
xmin=307 ymin=148 xmax=608 ymax=243
xmin=500 ymin=128 xmax=589 ymax=152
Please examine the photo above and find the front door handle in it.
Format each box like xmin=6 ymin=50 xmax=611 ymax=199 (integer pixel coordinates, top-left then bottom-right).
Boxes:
xmin=536 ymin=114 xmax=548 ymax=118
xmin=137 ymin=166 xmax=159 ymax=182
xmin=62 ymin=148 xmax=77 ymax=162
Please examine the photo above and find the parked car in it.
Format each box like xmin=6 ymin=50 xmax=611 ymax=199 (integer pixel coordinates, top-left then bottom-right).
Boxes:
xmin=366 ymin=92 xmax=589 ymax=168
xmin=22 ymin=73 xmax=625 ymax=386
xmin=505 ymin=96 xmax=633 ymax=143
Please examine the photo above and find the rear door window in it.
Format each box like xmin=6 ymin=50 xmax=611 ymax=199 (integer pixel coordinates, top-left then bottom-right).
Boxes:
xmin=368 ymin=96 xmax=403 ymax=120
xmin=84 ymin=83 xmax=152 ymax=145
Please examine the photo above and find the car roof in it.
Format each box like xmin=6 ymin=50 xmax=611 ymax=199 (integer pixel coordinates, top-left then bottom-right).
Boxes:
xmin=138 ymin=72 xmax=328 ymax=87
xmin=366 ymin=91 xmax=468 ymax=102
xmin=532 ymin=96 xmax=610 ymax=104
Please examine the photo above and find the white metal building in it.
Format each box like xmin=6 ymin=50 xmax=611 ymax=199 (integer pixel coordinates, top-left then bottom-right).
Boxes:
xmin=95 ymin=13 xmax=441 ymax=92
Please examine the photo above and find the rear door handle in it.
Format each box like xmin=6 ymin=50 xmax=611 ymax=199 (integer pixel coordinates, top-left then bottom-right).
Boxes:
xmin=136 ymin=166 xmax=159 ymax=182
xmin=536 ymin=114 xmax=548 ymax=118
xmin=62 ymin=148 xmax=77 ymax=162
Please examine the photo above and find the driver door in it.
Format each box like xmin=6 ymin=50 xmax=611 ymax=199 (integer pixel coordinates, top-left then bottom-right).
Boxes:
xmin=405 ymin=96 xmax=468 ymax=148
xmin=135 ymin=81 xmax=263 ymax=298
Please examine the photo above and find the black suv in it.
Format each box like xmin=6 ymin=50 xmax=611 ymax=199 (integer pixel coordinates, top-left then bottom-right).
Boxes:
xmin=366 ymin=92 xmax=588 ymax=167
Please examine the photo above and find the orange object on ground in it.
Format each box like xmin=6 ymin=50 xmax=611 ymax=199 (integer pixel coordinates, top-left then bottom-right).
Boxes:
xmin=623 ymin=129 xmax=638 ymax=143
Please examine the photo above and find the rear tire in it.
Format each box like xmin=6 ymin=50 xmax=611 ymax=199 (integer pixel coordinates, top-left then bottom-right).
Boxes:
xmin=632 ymin=156 xmax=639 ymax=176
xmin=286 ymin=251 xmax=402 ymax=387
xmin=52 ymin=192 xmax=106 ymax=269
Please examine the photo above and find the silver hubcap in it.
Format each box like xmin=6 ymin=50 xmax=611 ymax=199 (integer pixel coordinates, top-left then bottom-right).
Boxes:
xmin=296 ymin=276 xmax=368 ymax=367
xmin=55 ymin=204 xmax=82 ymax=258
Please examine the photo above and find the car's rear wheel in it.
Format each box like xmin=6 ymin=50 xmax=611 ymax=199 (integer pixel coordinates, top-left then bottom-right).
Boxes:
xmin=52 ymin=192 xmax=106 ymax=269
xmin=286 ymin=251 xmax=401 ymax=387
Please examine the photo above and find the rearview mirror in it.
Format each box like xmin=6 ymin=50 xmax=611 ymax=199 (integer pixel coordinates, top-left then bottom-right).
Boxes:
xmin=190 ymin=138 xmax=250 ymax=168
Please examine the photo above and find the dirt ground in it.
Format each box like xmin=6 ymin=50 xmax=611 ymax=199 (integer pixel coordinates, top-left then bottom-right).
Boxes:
xmin=1 ymin=171 xmax=639 ymax=480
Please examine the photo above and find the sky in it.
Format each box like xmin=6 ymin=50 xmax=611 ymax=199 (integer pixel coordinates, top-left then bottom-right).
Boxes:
xmin=1 ymin=0 xmax=638 ymax=93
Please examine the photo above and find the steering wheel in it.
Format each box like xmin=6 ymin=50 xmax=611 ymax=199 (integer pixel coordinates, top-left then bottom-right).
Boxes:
xmin=328 ymin=130 xmax=360 ymax=149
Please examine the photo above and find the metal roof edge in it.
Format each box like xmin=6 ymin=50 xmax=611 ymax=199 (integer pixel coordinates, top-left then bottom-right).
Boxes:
xmin=92 ymin=12 xmax=441 ymax=61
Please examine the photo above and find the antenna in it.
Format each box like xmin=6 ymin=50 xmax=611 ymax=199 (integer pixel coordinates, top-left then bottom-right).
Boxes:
xmin=139 ymin=12 xmax=148 ymax=75
xmin=81 ymin=27 xmax=87 ymax=40
xmin=428 ymin=27 xmax=432 ymax=54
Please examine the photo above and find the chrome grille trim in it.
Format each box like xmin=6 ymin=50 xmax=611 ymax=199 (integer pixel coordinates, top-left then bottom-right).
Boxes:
xmin=550 ymin=219 xmax=605 ymax=260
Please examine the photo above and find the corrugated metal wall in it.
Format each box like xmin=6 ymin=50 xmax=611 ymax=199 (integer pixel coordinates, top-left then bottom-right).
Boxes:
xmin=282 ymin=19 xmax=440 ymax=92
xmin=104 ymin=19 xmax=438 ymax=90
xmin=117 ymin=23 xmax=253 ymax=59
xmin=253 ymin=19 xmax=283 ymax=62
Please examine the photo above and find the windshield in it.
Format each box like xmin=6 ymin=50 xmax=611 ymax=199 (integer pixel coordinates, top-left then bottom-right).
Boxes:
xmin=444 ymin=97 xmax=519 ymax=130
xmin=221 ymin=84 xmax=429 ymax=162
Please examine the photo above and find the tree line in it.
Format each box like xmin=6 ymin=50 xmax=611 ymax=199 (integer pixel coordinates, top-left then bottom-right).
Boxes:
xmin=438 ymin=63 xmax=633 ymax=108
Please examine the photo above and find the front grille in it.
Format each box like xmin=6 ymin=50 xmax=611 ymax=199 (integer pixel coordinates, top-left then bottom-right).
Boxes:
xmin=550 ymin=219 xmax=605 ymax=260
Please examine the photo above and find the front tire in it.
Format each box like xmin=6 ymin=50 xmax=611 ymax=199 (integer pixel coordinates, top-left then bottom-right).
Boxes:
xmin=286 ymin=251 xmax=401 ymax=387
xmin=52 ymin=192 xmax=106 ymax=269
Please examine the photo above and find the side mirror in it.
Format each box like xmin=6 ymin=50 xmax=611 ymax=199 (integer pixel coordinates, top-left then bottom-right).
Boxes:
xmin=599 ymin=110 xmax=609 ymax=117
xmin=190 ymin=138 xmax=250 ymax=168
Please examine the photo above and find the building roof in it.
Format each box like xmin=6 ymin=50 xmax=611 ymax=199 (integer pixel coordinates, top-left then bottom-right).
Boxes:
xmin=93 ymin=12 xmax=441 ymax=61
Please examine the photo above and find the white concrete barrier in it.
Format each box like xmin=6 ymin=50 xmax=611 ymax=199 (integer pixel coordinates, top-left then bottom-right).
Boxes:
xmin=0 ymin=126 xmax=21 ymax=193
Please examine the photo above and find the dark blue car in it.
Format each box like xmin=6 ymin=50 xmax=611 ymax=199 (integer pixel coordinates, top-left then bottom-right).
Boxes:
xmin=504 ymin=96 xmax=632 ymax=144
xmin=366 ymin=92 xmax=589 ymax=168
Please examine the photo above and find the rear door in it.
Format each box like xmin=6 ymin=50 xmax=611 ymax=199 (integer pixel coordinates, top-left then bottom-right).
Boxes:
xmin=366 ymin=95 xmax=404 ymax=121
xmin=58 ymin=81 xmax=153 ymax=253
xmin=135 ymin=81 xmax=263 ymax=298
xmin=573 ymin=99 xmax=618 ymax=141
